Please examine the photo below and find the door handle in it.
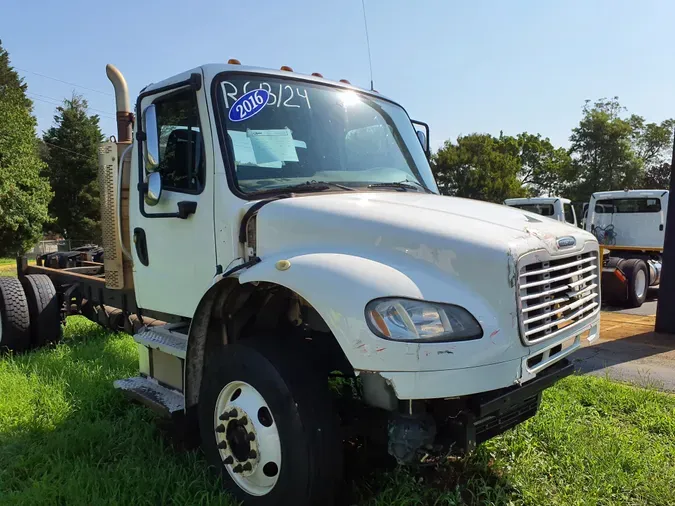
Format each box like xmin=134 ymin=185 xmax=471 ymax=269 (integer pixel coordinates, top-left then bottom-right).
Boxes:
xmin=133 ymin=228 xmax=149 ymax=266
xmin=660 ymin=224 xmax=664 ymax=231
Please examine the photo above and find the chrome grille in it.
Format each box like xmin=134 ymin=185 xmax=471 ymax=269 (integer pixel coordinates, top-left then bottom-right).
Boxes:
xmin=517 ymin=251 xmax=599 ymax=345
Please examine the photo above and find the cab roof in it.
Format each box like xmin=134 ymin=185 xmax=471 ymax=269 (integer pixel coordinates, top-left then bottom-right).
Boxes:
xmin=591 ymin=189 xmax=669 ymax=200
xmin=504 ymin=197 xmax=570 ymax=205
xmin=141 ymin=63 xmax=392 ymax=103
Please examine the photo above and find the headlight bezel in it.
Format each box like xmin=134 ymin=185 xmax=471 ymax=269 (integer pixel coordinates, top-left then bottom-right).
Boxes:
xmin=364 ymin=297 xmax=484 ymax=343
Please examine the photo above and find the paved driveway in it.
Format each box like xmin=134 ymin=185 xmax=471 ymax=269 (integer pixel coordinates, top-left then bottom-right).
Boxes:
xmin=573 ymin=312 xmax=675 ymax=391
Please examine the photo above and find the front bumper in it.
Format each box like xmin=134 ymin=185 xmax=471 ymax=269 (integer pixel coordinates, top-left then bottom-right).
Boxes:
xmin=374 ymin=314 xmax=598 ymax=400
xmin=443 ymin=358 xmax=574 ymax=453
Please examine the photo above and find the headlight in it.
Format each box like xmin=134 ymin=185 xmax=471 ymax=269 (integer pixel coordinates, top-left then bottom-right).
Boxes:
xmin=365 ymin=298 xmax=483 ymax=342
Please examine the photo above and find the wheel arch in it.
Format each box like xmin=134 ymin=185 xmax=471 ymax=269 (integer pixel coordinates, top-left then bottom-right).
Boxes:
xmin=184 ymin=262 xmax=362 ymax=410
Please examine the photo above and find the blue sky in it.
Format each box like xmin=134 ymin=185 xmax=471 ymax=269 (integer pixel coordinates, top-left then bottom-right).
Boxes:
xmin=2 ymin=0 xmax=674 ymax=150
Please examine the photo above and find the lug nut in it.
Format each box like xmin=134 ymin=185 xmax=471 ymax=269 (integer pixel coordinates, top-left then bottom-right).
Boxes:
xmin=215 ymin=424 xmax=226 ymax=433
xmin=246 ymin=432 xmax=256 ymax=442
xmin=239 ymin=416 xmax=248 ymax=426
xmin=249 ymin=450 xmax=257 ymax=459
xmin=217 ymin=441 xmax=227 ymax=449
xmin=242 ymin=462 xmax=253 ymax=472
xmin=220 ymin=408 xmax=238 ymax=420
xmin=223 ymin=456 xmax=234 ymax=465
xmin=233 ymin=464 xmax=243 ymax=473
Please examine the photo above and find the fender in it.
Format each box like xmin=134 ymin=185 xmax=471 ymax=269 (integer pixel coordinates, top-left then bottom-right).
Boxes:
xmin=184 ymin=275 xmax=240 ymax=409
xmin=238 ymin=252 xmax=514 ymax=373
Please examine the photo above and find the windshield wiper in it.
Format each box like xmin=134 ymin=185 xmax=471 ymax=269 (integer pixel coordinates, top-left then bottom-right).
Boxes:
xmin=368 ymin=180 xmax=433 ymax=193
xmin=251 ymin=181 xmax=355 ymax=196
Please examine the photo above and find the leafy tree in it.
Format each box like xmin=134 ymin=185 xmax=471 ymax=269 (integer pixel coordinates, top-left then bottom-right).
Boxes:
xmin=630 ymin=116 xmax=674 ymax=189
xmin=516 ymin=133 xmax=573 ymax=197
xmin=568 ymin=98 xmax=642 ymax=201
xmin=43 ymin=94 xmax=104 ymax=244
xmin=0 ymin=40 xmax=52 ymax=256
xmin=432 ymin=133 xmax=527 ymax=203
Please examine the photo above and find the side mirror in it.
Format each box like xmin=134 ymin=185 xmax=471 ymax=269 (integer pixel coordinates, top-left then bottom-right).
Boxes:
xmin=416 ymin=130 xmax=427 ymax=151
xmin=143 ymin=104 xmax=160 ymax=172
xmin=411 ymin=120 xmax=430 ymax=158
xmin=145 ymin=172 xmax=163 ymax=206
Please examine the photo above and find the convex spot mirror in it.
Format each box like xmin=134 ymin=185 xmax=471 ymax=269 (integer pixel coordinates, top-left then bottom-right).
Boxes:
xmin=143 ymin=104 xmax=160 ymax=172
xmin=145 ymin=172 xmax=163 ymax=206
xmin=411 ymin=120 xmax=430 ymax=158
xmin=416 ymin=130 xmax=427 ymax=151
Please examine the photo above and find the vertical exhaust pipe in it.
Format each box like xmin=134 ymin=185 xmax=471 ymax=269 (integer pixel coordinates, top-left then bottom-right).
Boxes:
xmin=106 ymin=64 xmax=133 ymax=143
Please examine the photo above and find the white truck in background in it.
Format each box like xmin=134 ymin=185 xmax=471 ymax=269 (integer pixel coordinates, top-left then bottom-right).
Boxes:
xmin=586 ymin=189 xmax=669 ymax=308
xmin=504 ymin=197 xmax=578 ymax=227
xmin=0 ymin=60 xmax=602 ymax=505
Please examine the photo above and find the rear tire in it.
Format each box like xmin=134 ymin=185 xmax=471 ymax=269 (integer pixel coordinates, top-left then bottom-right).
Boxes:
xmin=622 ymin=259 xmax=648 ymax=308
xmin=198 ymin=337 xmax=343 ymax=505
xmin=20 ymin=274 xmax=62 ymax=347
xmin=0 ymin=277 xmax=31 ymax=352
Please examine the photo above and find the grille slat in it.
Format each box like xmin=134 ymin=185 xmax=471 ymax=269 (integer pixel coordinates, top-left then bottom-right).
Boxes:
xmin=520 ymin=274 xmax=598 ymax=301
xmin=520 ymin=256 xmax=594 ymax=278
xmin=520 ymin=264 xmax=597 ymax=290
xmin=522 ymin=283 xmax=598 ymax=313
xmin=518 ymin=251 xmax=600 ymax=345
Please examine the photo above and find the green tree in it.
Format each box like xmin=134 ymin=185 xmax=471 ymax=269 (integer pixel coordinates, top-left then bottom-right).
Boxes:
xmin=629 ymin=116 xmax=674 ymax=189
xmin=568 ymin=98 xmax=642 ymax=201
xmin=432 ymin=133 xmax=526 ymax=203
xmin=43 ymin=94 xmax=104 ymax=244
xmin=516 ymin=132 xmax=573 ymax=197
xmin=0 ymin=40 xmax=52 ymax=256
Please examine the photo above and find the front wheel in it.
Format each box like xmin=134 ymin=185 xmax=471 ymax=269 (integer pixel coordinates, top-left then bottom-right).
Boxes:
xmin=198 ymin=337 xmax=343 ymax=505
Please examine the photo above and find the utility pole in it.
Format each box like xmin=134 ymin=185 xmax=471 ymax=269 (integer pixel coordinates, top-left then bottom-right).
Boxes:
xmin=655 ymin=129 xmax=675 ymax=333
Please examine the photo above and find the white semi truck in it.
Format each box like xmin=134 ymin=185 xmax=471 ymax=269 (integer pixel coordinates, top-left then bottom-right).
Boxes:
xmin=504 ymin=197 xmax=578 ymax=227
xmin=586 ymin=189 xmax=669 ymax=308
xmin=0 ymin=61 xmax=601 ymax=505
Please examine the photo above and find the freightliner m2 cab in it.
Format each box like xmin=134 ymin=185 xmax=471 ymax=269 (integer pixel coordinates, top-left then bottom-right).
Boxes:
xmin=586 ymin=189 xmax=668 ymax=308
xmin=0 ymin=61 xmax=601 ymax=505
xmin=504 ymin=196 xmax=578 ymax=227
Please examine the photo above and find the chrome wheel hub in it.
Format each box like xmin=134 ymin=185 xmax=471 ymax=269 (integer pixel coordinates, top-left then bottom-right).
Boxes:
xmin=635 ymin=269 xmax=647 ymax=299
xmin=214 ymin=381 xmax=281 ymax=496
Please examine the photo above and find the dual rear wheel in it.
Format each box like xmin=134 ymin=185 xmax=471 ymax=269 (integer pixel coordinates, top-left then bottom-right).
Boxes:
xmin=0 ymin=275 xmax=61 ymax=352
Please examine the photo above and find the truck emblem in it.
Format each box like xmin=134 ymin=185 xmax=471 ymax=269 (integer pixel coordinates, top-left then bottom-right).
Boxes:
xmin=557 ymin=236 xmax=576 ymax=249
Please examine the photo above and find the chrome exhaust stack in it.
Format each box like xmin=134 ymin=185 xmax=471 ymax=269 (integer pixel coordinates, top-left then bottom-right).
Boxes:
xmin=106 ymin=64 xmax=133 ymax=143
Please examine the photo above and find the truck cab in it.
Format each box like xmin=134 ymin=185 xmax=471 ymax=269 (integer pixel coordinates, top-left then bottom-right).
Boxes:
xmin=586 ymin=189 xmax=668 ymax=308
xmin=504 ymin=197 xmax=577 ymax=227
xmin=1 ymin=61 xmax=602 ymax=505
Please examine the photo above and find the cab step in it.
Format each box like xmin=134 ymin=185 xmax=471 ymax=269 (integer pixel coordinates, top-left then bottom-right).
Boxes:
xmin=133 ymin=324 xmax=188 ymax=358
xmin=114 ymin=376 xmax=185 ymax=417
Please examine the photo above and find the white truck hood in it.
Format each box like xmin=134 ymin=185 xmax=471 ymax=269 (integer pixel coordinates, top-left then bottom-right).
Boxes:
xmin=248 ymin=191 xmax=599 ymax=376
xmin=255 ymin=192 xmax=594 ymax=261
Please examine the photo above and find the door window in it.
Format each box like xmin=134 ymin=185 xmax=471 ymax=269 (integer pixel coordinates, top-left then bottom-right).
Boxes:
xmin=153 ymin=89 xmax=205 ymax=193
xmin=564 ymin=203 xmax=575 ymax=224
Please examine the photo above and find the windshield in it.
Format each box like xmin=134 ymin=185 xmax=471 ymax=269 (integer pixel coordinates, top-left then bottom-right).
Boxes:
xmin=214 ymin=74 xmax=438 ymax=195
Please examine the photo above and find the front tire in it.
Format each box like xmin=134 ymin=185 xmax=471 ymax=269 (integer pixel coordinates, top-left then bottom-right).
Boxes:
xmin=198 ymin=337 xmax=343 ymax=505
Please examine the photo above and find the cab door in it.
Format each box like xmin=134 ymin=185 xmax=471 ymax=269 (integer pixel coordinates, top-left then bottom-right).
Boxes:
xmin=130 ymin=73 xmax=217 ymax=318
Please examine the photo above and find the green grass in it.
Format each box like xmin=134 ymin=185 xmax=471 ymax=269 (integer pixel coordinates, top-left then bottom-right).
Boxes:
xmin=0 ymin=258 xmax=16 ymax=278
xmin=1 ymin=317 xmax=675 ymax=505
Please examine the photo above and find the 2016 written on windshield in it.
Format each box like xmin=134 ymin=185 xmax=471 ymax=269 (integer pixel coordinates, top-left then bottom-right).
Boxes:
xmin=221 ymin=81 xmax=311 ymax=110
